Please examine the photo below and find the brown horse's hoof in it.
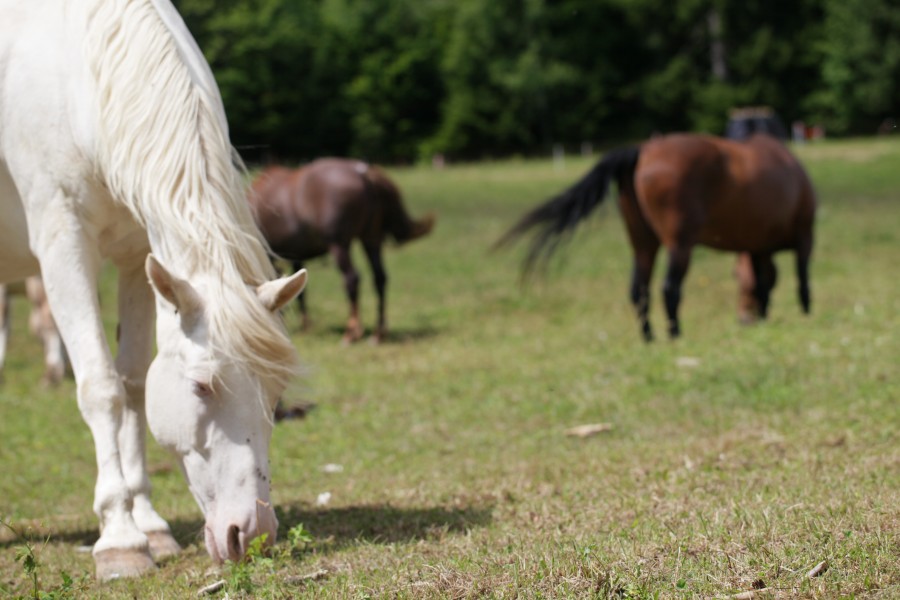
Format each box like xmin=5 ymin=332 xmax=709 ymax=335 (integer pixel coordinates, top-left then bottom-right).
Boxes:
xmin=40 ymin=368 xmax=64 ymax=388
xmin=341 ymin=330 xmax=363 ymax=345
xmin=146 ymin=530 xmax=181 ymax=561
xmin=94 ymin=547 xmax=156 ymax=581
xmin=738 ymin=313 xmax=761 ymax=325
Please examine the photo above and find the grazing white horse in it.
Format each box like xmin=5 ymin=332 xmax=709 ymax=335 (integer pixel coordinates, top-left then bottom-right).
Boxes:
xmin=0 ymin=277 xmax=67 ymax=385
xmin=0 ymin=0 xmax=308 ymax=580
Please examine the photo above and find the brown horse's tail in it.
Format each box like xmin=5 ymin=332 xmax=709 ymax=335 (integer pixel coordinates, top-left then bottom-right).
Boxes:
xmin=363 ymin=165 xmax=435 ymax=244
xmin=495 ymin=145 xmax=640 ymax=275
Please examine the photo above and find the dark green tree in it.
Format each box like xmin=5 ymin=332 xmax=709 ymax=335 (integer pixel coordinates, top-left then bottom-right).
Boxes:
xmin=169 ymin=0 xmax=893 ymax=162
xmin=175 ymin=0 xmax=355 ymax=161
xmin=809 ymin=0 xmax=900 ymax=134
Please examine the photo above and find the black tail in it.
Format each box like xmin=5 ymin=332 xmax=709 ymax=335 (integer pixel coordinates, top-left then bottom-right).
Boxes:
xmin=496 ymin=146 xmax=641 ymax=275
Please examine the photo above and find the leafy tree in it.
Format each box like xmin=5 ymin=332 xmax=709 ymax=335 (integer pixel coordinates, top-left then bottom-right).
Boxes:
xmin=175 ymin=0 xmax=353 ymax=161
xmin=809 ymin=0 xmax=900 ymax=134
xmin=425 ymin=0 xmax=587 ymax=159
xmin=337 ymin=0 xmax=451 ymax=162
xmin=169 ymin=0 xmax=894 ymax=162
xmin=714 ymin=0 xmax=825 ymax=129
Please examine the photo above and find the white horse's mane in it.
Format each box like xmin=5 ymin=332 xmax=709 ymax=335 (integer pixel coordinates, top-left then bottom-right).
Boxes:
xmin=85 ymin=0 xmax=297 ymax=392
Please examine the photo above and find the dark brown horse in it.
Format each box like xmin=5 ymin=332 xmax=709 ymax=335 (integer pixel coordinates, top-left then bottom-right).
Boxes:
xmin=249 ymin=159 xmax=435 ymax=343
xmin=500 ymin=133 xmax=816 ymax=340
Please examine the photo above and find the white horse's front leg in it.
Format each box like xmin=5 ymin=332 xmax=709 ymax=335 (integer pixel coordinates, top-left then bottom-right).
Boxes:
xmin=37 ymin=210 xmax=154 ymax=580
xmin=115 ymin=263 xmax=180 ymax=560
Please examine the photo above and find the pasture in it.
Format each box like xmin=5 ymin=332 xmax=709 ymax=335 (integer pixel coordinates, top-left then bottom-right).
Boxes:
xmin=1 ymin=137 xmax=897 ymax=598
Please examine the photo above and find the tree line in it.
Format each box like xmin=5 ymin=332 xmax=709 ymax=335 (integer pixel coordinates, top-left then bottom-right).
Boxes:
xmin=173 ymin=0 xmax=900 ymax=164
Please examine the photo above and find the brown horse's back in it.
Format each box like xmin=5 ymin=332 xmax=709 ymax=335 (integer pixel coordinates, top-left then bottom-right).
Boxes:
xmin=297 ymin=159 xmax=374 ymax=244
xmin=249 ymin=159 xmax=434 ymax=262
xmin=249 ymin=159 xmax=374 ymax=260
xmin=636 ymin=133 xmax=814 ymax=253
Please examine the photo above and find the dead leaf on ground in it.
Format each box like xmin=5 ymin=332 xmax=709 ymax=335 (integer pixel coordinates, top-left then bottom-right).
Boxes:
xmin=822 ymin=435 xmax=846 ymax=448
xmin=676 ymin=356 xmax=701 ymax=368
xmin=730 ymin=589 xmax=769 ymax=599
xmin=564 ymin=423 xmax=614 ymax=438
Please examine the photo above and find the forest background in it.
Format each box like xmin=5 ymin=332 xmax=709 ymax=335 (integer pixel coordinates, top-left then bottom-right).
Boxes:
xmin=173 ymin=0 xmax=900 ymax=163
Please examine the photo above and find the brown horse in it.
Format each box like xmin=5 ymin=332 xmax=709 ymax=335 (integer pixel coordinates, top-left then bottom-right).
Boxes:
xmin=500 ymin=133 xmax=816 ymax=340
xmin=249 ymin=159 xmax=435 ymax=343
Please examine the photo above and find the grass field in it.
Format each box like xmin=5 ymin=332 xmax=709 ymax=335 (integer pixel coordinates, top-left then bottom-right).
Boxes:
xmin=0 ymin=137 xmax=897 ymax=599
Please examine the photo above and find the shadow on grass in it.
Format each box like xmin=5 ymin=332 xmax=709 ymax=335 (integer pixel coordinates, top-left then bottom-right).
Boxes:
xmin=2 ymin=501 xmax=493 ymax=555
xmin=0 ymin=525 xmax=97 ymax=549
xmin=320 ymin=324 xmax=442 ymax=344
xmin=0 ymin=520 xmax=205 ymax=552
xmin=275 ymin=502 xmax=493 ymax=550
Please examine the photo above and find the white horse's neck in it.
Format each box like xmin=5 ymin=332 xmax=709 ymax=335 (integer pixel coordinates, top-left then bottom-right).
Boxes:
xmin=84 ymin=0 xmax=269 ymax=282
xmin=82 ymin=0 xmax=297 ymax=390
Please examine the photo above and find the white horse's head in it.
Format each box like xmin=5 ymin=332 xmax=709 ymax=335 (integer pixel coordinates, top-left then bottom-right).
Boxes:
xmin=143 ymin=255 xmax=306 ymax=563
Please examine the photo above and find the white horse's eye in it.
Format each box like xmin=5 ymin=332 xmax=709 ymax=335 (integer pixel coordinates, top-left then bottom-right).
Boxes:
xmin=192 ymin=381 xmax=213 ymax=398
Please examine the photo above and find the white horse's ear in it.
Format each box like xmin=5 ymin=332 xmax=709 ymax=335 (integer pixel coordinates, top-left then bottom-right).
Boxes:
xmin=257 ymin=269 xmax=308 ymax=312
xmin=145 ymin=255 xmax=201 ymax=315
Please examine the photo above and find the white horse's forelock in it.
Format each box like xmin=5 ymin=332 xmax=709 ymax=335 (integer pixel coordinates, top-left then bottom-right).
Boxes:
xmin=85 ymin=0 xmax=298 ymax=392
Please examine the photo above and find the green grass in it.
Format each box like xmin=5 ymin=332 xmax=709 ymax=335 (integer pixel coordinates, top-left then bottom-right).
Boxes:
xmin=1 ymin=137 xmax=898 ymax=599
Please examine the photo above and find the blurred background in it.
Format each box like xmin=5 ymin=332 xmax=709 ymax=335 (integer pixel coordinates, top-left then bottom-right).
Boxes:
xmin=173 ymin=0 xmax=900 ymax=164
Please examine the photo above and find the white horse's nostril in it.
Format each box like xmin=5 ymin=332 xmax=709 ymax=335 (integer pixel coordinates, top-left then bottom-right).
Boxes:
xmin=227 ymin=524 xmax=242 ymax=561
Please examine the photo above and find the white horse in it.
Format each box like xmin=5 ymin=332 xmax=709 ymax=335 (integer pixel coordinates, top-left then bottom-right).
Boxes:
xmin=0 ymin=0 xmax=308 ymax=580
xmin=0 ymin=276 xmax=68 ymax=385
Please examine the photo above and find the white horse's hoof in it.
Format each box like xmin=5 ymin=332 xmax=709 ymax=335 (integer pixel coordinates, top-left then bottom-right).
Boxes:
xmin=146 ymin=530 xmax=181 ymax=561
xmin=94 ymin=547 xmax=156 ymax=581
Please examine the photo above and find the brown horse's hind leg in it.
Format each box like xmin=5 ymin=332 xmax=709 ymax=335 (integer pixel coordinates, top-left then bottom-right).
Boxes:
xmin=750 ymin=253 xmax=778 ymax=319
xmin=330 ymin=243 xmax=363 ymax=343
xmin=362 ymin=240 xmax=388 ymax=344
xmin=630 ymin=250 xmax=658 ymax=342
xmin=662 ymin=245 xmax=693 ymax=339
xmin=796 ymin=233 xmax=813 ymax=314
xmin=618 ymin=193 xmax=660 ymax=341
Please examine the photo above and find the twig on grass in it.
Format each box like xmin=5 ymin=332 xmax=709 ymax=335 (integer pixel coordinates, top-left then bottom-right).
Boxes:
xmin=197 ymin=579 xmax=226 ymax=596
xmin=285 ymin=568 xmax=329 ymax=585
xmin=807 ymin=560 xmax=828 ymax=578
